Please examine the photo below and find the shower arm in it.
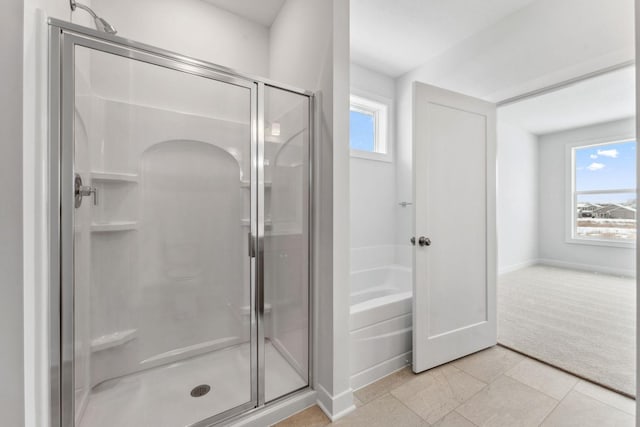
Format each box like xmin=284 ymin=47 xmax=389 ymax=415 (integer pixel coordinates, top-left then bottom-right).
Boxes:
xmin=69 ymin=0 xmax=117 ymax=34
xmin=70 ymin=1 xmax=98 ymax=19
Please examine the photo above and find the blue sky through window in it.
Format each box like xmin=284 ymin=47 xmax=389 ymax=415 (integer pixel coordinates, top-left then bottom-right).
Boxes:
xmin=350 ymin=110 xmax=375 ymax=152
xmin=575 ymin=140 xmax=636 ymax=203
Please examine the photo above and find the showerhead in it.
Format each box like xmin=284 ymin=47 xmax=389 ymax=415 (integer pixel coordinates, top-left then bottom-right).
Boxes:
xmin=94 ymin=16 xmax=117 ymax=35
xmin=70 ymin=0 xmax=117 ymax=35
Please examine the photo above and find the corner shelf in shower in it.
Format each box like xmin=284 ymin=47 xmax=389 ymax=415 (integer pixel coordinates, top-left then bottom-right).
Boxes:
xmin=241 ymin=218 xmax=272 ymax=229
xmin=91 ymin=328 xmax=137 ymax=352
xmin=91 ymin=171 xmax=139 ymax=183
xmin=90 ymin=221 xmax=138 ymax=233
xmin=240 ymin=180 xmax=272 ymax=189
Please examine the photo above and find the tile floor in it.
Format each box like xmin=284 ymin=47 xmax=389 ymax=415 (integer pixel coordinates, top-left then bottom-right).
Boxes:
xmin=275 ymin=345 xmax=635 ymax=427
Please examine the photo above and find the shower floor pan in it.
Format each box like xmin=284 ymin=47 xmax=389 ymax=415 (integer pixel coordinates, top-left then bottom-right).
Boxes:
xmin=78 ymin=341 xmax=306 ymax=427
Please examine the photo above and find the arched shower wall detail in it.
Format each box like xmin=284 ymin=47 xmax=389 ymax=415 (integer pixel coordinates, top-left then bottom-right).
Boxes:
xmin=138 ymin=140 xmax=247 ymax=368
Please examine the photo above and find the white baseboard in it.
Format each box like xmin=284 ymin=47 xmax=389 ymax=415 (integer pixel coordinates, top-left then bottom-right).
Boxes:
xmin=538 ymin=258 xmax=635 ymax=278
xmin=231 ymin=389 xmax=317 ymax=427
xmin=316 ymin=384 xmax=356 ymax=421
xmin=498 ymin=259 xmax=539 ymax=275
xmin=350 ymin=351 xmax=412 ymax=390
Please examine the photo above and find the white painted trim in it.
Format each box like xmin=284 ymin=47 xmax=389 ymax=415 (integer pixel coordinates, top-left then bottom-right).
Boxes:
xmin=349 ymin=88 xmax=393 ymax=163
xmin=23 ymin=9 xmax=51 ymax=427
xmin=498 ymin=259 xmax=539 ymax=275
xmin=315 ymin=384 xmax=356 ymax=421
xmin=564 ymin=134 xmax=636 ymax=249
xmin=230 ymin=389 xmax=317 ymax=427
xmin=538 ymin=258 xmax=636 ymax=278
xmin=350 ymin=351 xmax=411 ymax=390
xmin=350 ymin=149 xmax=393 ymax=163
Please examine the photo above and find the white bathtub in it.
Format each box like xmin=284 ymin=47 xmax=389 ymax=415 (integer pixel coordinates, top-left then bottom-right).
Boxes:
xmin=349 ymin=263 xmax=413 ymax=390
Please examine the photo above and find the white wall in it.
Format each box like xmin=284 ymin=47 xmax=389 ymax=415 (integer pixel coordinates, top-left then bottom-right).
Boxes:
xmin=497 ymin=121 xmax=539 ymax=273
xmin=1 ymin=1 xmax=24 ymax=426
xmin=538 ymin=118 xmax=636 ymax=276
xmin=350 ymin=63 xmax=396 ymax=250
xmin=396 ymin=0 xmax=634 ymax=103
xmin=270 ymin=0 xmax=353 ymax=419
xmin=395 ymin=0 xmax=635 ymax=250
xmin=94 ymin=0 xmax=270 ymax=77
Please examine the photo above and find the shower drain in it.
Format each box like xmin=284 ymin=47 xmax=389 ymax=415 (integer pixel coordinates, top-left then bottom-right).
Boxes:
xmin=190 ymin=384 xmax=211 ymax=397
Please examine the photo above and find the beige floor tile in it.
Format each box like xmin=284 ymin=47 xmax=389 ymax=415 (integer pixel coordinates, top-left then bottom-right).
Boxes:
xmin=452 ymin=346 xmax=524 ymax=383
xmin=353 ymin=367 xmax=415 ymax=404
xmin=573 ymin=380 xmax=636 ymax=415
xmin=504 ymin=358 xmax=578 ymax=400
xmin=274 ymin=405 xmax=330 ymax=427
xmin=331 ymin=393 xmax=428 ymax=427
xmin=541 ymin=391 xmax=635 ymax=427
xmin=432 ymin=411 xmax=477 ymax=427
xmin=456 ymin=375 xmax=557 ymax=427
xmin=391 ymin=364 xmax=485 ymax=424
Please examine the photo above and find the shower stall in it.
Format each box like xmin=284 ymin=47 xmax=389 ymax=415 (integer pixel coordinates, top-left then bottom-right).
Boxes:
xmin=49 ymin=20 xmax=313 ymax=426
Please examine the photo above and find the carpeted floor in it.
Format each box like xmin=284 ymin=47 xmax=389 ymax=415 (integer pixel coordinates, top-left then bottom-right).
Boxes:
xmin=498 ymin=264 xmax=636 ymax=396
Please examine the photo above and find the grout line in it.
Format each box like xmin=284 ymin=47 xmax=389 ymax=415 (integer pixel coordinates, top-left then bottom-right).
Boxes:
xmin=388 ymin=392 xmax=427 ymax=422
xmin=497 ymin=343 xmax=636 ymax=400
xmin=392 ymin=364 xmax=489 ymax=425
xmin=537 ymin=385 xmax=572 ymax=427
xmin=446 ymin=380 xmax=488 ymax=425
xmin=572 ymin=388 xmax=637 ymax=417
xmin=454 ymin=408 xmax=480 ymax=426
xmin=448 ymin=359 xmax=494 ymax=386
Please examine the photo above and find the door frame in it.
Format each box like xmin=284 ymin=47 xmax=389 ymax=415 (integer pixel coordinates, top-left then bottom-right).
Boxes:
xmin=48 ymin=19 xmax=315 ymax=427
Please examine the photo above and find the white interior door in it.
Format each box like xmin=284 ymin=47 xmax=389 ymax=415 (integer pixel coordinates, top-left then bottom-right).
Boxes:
xmin=412 ymin=81 xmax=497 ymax=373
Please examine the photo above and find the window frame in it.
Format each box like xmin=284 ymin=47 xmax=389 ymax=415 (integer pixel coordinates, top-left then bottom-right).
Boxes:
xmin=349 ymin=92 xmax=392 ymax=162
xmin=566 ymin=136 xmax=637 ymax=248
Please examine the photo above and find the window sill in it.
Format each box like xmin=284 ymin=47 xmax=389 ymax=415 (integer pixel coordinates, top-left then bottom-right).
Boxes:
xmin=565 ymin=237 xmax=636 ymax=249
xmin=350 ymin=150 xmax=392 ymax=163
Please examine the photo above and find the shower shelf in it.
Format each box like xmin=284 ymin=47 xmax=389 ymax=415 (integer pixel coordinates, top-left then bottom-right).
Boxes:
xmin=91 ymin=329 xmax=137 ymax=352
xmin=91 ymin=171 xmax=139 ymax=183
xmin=91 ymin=221 xmax=138 ymax=232
xmin=241 ymin=218 xmax=272 ymax=229
xmin=240 ymin=303 xmax=272 ymax=316
xmin=240 ymin=180 xmax=272 ymax=188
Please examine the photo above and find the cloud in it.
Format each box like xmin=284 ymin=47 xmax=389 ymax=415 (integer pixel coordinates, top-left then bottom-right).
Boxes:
xmin=597 ymin=149 xmax=618 ymax=158
xmin=589 ymin=154 xmax=598 ymax=159
xmin=587 ymin=162 xmax=605 ymax=171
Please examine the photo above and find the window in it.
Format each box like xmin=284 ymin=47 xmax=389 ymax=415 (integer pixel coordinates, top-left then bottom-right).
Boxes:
xmin=570 ymin=139 xmax=636 ymax=245
xmin=350 ymin=94 xmax=390 ymax=161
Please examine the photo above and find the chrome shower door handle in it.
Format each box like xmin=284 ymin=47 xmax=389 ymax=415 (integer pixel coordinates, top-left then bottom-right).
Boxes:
xmin=74 ymin=173 xmax=97 ymax=208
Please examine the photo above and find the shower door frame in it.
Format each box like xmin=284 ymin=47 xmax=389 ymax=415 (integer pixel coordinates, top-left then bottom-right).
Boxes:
xmin=48 ymin=19 xmax=314 ymax=427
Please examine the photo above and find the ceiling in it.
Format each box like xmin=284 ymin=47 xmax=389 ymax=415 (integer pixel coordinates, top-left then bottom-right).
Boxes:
xmin=202 ymin=0 xmax=285 ymax=27
xmin=350 ymin=0 xmax=537 ymax=77
xmin=498 ymin=66 xmax=636 ymax=135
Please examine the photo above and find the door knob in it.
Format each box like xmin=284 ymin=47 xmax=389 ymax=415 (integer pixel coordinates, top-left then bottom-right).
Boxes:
xmin=418 ymin=236 xmax=431 ymax=247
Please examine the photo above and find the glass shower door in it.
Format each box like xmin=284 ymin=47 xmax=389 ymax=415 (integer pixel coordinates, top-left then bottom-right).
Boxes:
xmin=263 ymin=86 xmax=311 ymax=402
xmin=65 ymin=40 xmax=257 ymax=427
